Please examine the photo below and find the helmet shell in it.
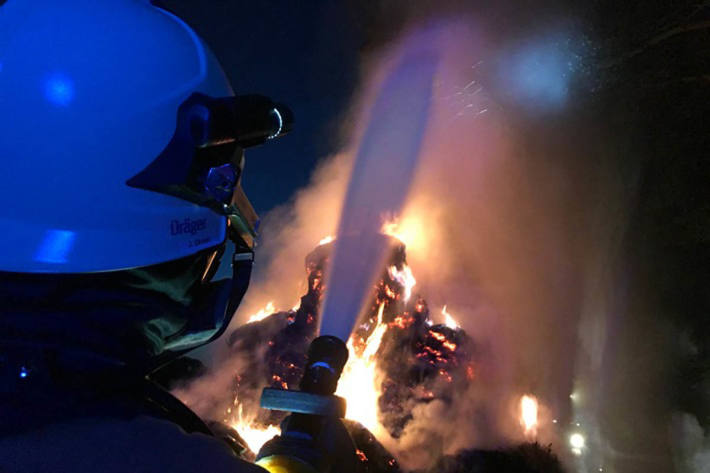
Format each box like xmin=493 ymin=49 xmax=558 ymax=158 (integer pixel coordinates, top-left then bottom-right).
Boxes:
xmin=0 ymin=0 xmax=233 ymax=273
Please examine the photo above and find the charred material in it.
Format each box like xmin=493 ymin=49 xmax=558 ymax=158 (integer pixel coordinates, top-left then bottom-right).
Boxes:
xmin=222 ymin=236 xmax=478 ymax=464
xmin=344 ymin=420 xmax=402 ymax=473
xmin=377 ymin=313 xmax=475 ymax=438
xmin=422 ymin=443 xmax=566 ymax=473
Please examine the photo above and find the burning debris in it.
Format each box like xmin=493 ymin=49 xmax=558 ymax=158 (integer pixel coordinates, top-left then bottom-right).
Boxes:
xmin=157 ymin=233 xmax=565 ymax=471
xmin=153 ymin=232 xmax=567 ymax=471
xmin=218 ymin=235 xmax=477 ymax=461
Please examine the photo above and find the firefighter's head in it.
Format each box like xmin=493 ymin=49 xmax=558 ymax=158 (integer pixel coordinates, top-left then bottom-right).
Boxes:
xmin=0 ymin=0 xmax=292 ymax=370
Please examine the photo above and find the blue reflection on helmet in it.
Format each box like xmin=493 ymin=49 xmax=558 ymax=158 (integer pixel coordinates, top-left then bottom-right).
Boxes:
xmin=44 ymin=73 xmax=75 ymax=106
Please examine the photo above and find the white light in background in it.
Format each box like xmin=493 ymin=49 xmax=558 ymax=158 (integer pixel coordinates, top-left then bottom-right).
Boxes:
xmin=570 ymin=432 xmax=586 ymax=456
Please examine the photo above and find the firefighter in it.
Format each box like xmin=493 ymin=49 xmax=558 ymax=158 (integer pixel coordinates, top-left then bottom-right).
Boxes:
xmin=0 ymin=0 xmax=315 ymax=471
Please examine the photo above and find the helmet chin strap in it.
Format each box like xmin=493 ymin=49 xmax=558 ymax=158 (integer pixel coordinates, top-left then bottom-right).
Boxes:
xmin=159 ymin=248 xmax=253 ymax=359
xmin=225 ymin=249 xmax=255 ymax=320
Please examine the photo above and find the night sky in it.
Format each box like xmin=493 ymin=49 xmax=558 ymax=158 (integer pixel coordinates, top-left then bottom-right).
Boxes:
xmin=162 ymin=0 xmax=362 ymax=214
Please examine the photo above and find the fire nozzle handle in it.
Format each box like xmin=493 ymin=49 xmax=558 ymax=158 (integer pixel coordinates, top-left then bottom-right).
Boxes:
xmin=259 ymin=388 xmax=346 ymax=418
xmin=256 ymin=336 xmax=358 ymax=473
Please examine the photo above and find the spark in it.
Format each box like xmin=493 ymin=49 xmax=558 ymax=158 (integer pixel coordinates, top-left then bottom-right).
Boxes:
xmin=461 ymin=79 xmax=477 ymax=91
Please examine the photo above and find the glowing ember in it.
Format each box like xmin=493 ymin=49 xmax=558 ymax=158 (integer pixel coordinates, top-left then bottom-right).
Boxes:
xmin=336 ymin=302 xmax=388 ymax=435
xmin=318 ymin=235 xmax=335 ymax=246
xmin=387 ymin=264 xmax=416 ymax=302
xmin=355 ymin=449 xmax=368 ymax=462
xmin=247 ymin=301 xmax=276 ymax=323
xmin=442 ymin=305 xmax=459 ymax=329
xmin=466 ymin=365 xmax=475 ymax=380
xmin=519 ymin=394 xmax=539 ymax=438
xmin=430 ymin=331 xmax=446 ymax=342
xmin=389 ymin=315 xmax=413 ymax=329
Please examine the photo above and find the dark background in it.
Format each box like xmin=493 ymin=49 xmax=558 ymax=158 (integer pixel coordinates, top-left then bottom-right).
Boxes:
xmin=162 ymin=0 xmax=362 ymax=214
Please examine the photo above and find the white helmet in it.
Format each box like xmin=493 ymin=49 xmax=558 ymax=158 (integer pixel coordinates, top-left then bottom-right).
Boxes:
xmin=0 ymin=0 xmax=292 ymax=362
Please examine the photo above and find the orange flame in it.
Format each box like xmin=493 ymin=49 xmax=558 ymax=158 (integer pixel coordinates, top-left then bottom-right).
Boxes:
xmin=519 ymin=394 xmax=539 ymax=438
xmin=246 ymin=301 xmax=276 ymax=323
xmin=336 ymin=302 xmax=388 ymax=435
xmin=388 ymin=264 xmax=417 ymax=302
xmin=380 ymin=215 xmax=425 ymax=254
xmin=318 ymin=235 xmax=335 ymax=246
xmin=442 ymin=305 xmax=459 ymax=329
xmin=228 ymin=403 xmax=280 ymax=454
xmin=234 ymin=270 xmax=399 ymax=450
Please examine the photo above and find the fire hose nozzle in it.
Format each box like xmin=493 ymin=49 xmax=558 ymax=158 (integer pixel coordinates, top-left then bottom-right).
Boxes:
xmin=300 ymin=336 xmax=349 ymax=395
xmin=258 ymin=336 xmax=349 ymax=415
xmin=256 ymin=336 xmax=358 ymax=473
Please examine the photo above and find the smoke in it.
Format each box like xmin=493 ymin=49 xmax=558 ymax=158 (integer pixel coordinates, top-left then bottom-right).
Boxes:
xmin=222 ymin=10 xmax=617 ymax=467
xmin=672 ymin=413 xmax=710 ymax=473
xmin=379 ymin=381 xmax=520 ymax=469
xmin=235 ymin=150 xmax=351 ymax=317
xmin=174 ymin=342 xmax=269 ymax=422
xmin=224 ymin=15 xmax=624 ymax=468
xmin=181 ymin=3 xmax=707 ymax=472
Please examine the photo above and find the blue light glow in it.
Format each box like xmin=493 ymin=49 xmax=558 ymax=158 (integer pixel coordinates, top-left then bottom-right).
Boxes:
xmin=19 ymin=367 xmax=28 ymax=379
xmin=498 ymin=35 xmax=580 ymax=111
xmin=34 ymin=229 xmax=76 ymax=264
xmin=267 ymin=107 xmax=283 ymax=140
xmin=44 ymin=74 xmax=75 ymax=106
